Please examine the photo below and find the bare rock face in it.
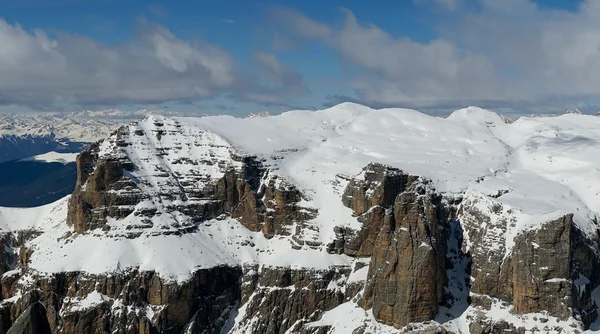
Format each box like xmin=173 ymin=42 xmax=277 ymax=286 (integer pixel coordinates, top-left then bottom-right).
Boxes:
xmin=0 ymin=263 xmax=366 ymax=334
xmin=462 ymin=195 xmax=600 ymax=327
xmin=511 ymin=215 xmax=598 ymax=324
xmin=361 ymin=183 xmax=447 ymax=328
xmin=217 ymin=159 xmax=315 ymax=239
xmin=337 ymin=163 xmax=450 ymax=328
xmin=66 ymin=138 xmax=145 ymax=233
xmin=333 ymin=205 xmax=389 ymax=257
xmin=333 ymin=163 xmax=419 ymax=257
xmin=341 ymin=163 xmax=417 ymax=217
xmin=1 ymin=230 xmax=40 ymax=277
xmin=512 ymin=215 xmax=573 ymax=317
xmin=468 ymin=311 xmax=527 ymax=334
xmin=6 ymin=302 xmax=51 ymax=334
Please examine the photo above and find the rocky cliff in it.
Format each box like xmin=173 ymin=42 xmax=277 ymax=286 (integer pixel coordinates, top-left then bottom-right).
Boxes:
xmin=2 ymin=105 xmax=600 ymax=333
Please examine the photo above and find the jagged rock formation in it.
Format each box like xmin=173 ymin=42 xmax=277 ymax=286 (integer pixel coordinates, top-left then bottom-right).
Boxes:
xmin=334 ymin=164 xmax=451 ymax=328
xmin=0 ymin=266 xmax=241 ymax=334
xmin=462 ymin=196 xmax=600 ymax=328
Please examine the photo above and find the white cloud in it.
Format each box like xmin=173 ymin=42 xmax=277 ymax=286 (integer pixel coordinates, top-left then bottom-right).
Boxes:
xmin=0 ymin=18 xmax=305 ymax=110
xmin=228 ymin=51 xmax=309 ymax=107
xmin=0 ymin=18 xmax=235 ymax=107
xmin=147 ymin=25 xmax=233 ymax=86
xmin=254 ymin=51 xmax=308 ymax=95
xmin=272 ymin=1 xmax=600 ymax=112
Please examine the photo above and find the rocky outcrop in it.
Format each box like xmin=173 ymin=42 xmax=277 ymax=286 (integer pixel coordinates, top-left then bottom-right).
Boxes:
xmin=341 ymin=163 xmax=417 ymax=217
xmin=1 ymin=266 xmax=242 ymax=334
xmin=332 ymin=163 xmax=420 ymax=257
xmin=0 ymin=230 xmax=42 ymax=275
xmin=462 ymin=196 xmax=600 ymax=327
xmin=361 ymin=182 xmax=447 ymax=328
xmin=6 ymin=302 xmax=51 ymax=334
xmin=512 ymin=215 xmax=573 ymax=317
xmin=218 ymin=159 xmax=316 ymax=239
xmin=233 ymin=265 xmax=361 ymax=334
xmin=511 ymin=215 xmax=598 ymax=324
xmin=335 ymin=163 xmax=451 ymax=328
xmin=67 ymin=138 xmax=142 ymax=233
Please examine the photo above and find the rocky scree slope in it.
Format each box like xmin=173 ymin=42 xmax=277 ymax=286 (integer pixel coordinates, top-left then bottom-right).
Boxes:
xmin=1 ymin=103 xmax=600 ymax=333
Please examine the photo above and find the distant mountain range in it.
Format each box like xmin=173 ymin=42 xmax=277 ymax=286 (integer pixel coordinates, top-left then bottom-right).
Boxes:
xmin=0 ymin=109 xmax=182 ymax=207
xmin=0 ymin=109 xmax=184 ymax=163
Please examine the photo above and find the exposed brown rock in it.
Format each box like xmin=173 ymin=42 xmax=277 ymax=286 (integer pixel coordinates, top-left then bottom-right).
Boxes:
xmin=6 ymin=302 xmax=51 ymax=334
xmin=337 ymin=163 xmax=449 ymax=328
xmin=463 ymin=199 xmax=600 ymax=327
xmin=341 ymin=163 xmax=417 ymax=217
xmin=0 ymin=263 xmax=366 ymax=334
xmin=362 ymin=187 xmax=446 ymax=328
xmin=333 ymin=163 xmax=418 ymax=257
xmin=67 ymin=138 xmax=141 ymax=233
xmin=512 ymin=215 xmax=573 ymax=317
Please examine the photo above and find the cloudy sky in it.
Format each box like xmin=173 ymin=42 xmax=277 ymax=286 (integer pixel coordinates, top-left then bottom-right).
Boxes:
xmin=0 ymin=0 xmax=599 ymax=115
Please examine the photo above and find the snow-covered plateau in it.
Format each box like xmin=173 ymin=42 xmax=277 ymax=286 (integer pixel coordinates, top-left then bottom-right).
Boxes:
xmin=1 ymin=102 xmax=600 ymax=333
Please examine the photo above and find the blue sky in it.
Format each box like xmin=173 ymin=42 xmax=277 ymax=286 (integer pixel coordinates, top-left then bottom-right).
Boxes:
xmin=0 ymin=0 xmax=598 ymax=115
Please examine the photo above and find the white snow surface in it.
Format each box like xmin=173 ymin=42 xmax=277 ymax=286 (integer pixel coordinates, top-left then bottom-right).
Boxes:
xmin=0 ymin=197 xmax=69 ymax=231
xmin=1 ymin=102 xmax=600 ymax=283
xmin=19 ymin=151 xmax=78 ymax=164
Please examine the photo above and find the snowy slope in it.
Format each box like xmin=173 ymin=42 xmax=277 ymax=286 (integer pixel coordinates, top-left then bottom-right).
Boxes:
xmin=0 ymin=197 xmax=70 ymax=232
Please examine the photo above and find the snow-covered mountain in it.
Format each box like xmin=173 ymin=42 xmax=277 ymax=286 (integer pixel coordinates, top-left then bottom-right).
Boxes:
xmin=1 ymin=103 xmax=600 ymax=333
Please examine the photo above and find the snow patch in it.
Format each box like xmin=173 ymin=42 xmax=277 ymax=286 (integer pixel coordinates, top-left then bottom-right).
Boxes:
xmin=19 ymin=151 xmax=78 ymax=164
